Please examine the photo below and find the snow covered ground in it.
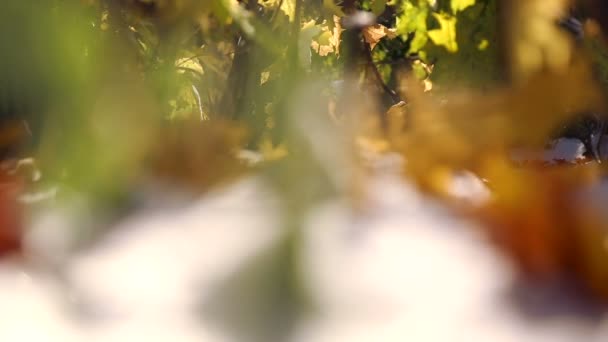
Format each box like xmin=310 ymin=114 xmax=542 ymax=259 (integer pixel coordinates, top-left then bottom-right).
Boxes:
xmin=1 ymin=142 xmax=608 ymax=341
xmin=511 ymin=138 xmax=587 ymax=164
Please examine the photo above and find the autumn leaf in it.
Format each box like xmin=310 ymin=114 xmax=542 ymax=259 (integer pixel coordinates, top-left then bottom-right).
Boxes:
xmin=259 ymin=137 xmax=288 ymax=161
xmin=312 ymin=31 xmax=335 ymax=56
xmin=450 ymin=0 xmax=476 ymax=14
xmin=280 ymin=0 xmax=296 ymax=22
xmin=175 ymin=57 xmax=204 ymax=75
xmin=362 ymin=24 xmax=397 ymax=50
xmin=311 ymin=15 xmax=344 ymax=56
xmin=260 ymin=0 xmax=296 ymax=21
xmin=300 ymin=19 xmax=323 ymax=67
xmin=428 ymin=13 xmax=458 ymax=52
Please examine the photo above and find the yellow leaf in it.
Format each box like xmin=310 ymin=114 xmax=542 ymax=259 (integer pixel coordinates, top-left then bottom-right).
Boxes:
xmin=310 ymin=16 xmax=344 ymax=56
xmin=450 ymin=0 xmax=476 ymax=13
xmin=260 ymin=0 xmax=296 ymax=21
xmin=300 ymin=20 xmax=323 ymax=66
xmin=259 ymin=138 xmax=288 ymax=161
xmin=260 ymin=71 xmax=270 ymax=85
xmin=330 ymin=15 xmax=344 ymax=54
xmin=280 ymin=0 xmax=296 ymax=22
xmin=311 ymin=31 xmax=335 ymax=56
xmin=427 ymin=13 xmax=458 ymax=52
xmin=423 ymin=79 xmax=433 ymax=92
xmin=175 ymin=57 xmax=204 ymax=75
xmin=477 ymin=39 xmax=489 ymax=50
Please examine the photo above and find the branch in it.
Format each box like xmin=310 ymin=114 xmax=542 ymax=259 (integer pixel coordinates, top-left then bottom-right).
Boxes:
xmin=363 ymin=42 xmax=402 ymax=104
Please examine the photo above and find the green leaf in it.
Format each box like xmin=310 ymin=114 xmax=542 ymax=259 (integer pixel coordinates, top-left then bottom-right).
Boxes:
xmin=427 ymin=13 xmax=458 ymax=52
xmin=396 ymin=1 xmax=429 ymax=35
xmin=323 ymin=0 xmax=345 ymax=17
xmin=450 ymin=0 xmax=476 ymax=14
xmin=371 ymin=0 xmax=387 ymax=15
xmin=409 ymin=31 xmax=429 ymax=52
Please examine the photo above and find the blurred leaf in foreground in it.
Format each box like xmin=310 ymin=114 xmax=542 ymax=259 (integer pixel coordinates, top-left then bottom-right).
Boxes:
xmin=392 ymin=57 xmax=605 ymax=194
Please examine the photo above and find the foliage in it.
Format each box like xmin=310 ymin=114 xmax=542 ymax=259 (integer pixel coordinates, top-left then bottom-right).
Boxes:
xmin=5 ymin=0 xmax=608 ymax=303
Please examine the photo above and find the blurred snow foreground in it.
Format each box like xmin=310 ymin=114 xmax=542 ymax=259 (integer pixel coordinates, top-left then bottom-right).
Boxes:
xmin=3 ymin=153 xmax=608 ymax=341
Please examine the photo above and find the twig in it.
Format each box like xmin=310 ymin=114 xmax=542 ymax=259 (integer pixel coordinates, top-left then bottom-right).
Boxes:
xmin=175 ymin=66 xmax=203 ymax=77
xmin=191 ymin=84 xmax=205 ymax=121
xmin=363 ymin=42 xmax=401 ymax=104
xmin=269 ymin=0 xmax=285 ymax=23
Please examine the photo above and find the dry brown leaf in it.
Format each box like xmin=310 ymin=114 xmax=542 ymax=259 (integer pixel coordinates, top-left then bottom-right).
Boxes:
xmin=362 ymin=24 xmax=396 ymax=50
xmin=311 ymin=15 xmax=344 ymax=56
xmin=474 ymin=162 xmax=608 ymax=299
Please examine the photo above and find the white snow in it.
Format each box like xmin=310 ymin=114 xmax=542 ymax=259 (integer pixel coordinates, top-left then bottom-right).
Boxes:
xmin=511 ymin=138 xmax=587 ymax=164
xmin=0 ymin=156 xmax=607 ymax=341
